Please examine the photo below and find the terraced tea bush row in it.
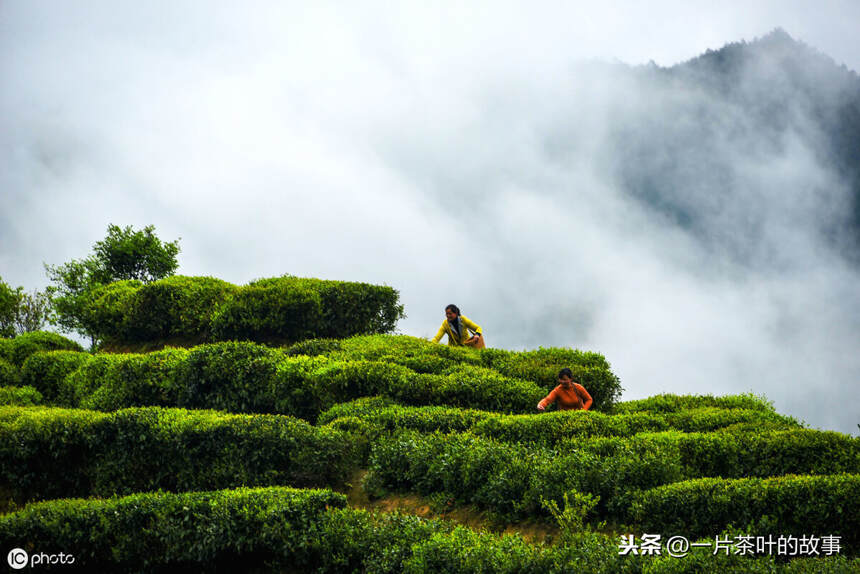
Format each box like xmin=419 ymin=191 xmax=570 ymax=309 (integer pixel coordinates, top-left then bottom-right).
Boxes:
xmin=319 ymin=399 xmax=802 ymax=444
xmin=366 ymin=430 xmax=682 ymax=520
xmin=560 ymin=429 xmax=860 ymax=479
xmin=0 ymin=386 xmax=42 ymax=406
xmin=0 ymin=357 xmax=18 ymax=386
xmin=613 ymin=393 xmax=778 ymax=415
xmin=39 ymin=342 xmax=554 ymax=418
xmin=0 ymin=331 xmax=83 ymax=367
xmin=0 ymin=487 xmax=346 ymax=572
xmin=85 ymin=275 xmax=404 ymax=345
xmin=289 ymin=335 xmax=623 ymax=410
xmin=0 ymin=406 xmax=362 ymax=506
xmin=20 ymin=350 xmax=94 ymax=402
xmin=365 ymin=429 xmax=859 ymax=522
xmin=2 ymin=485 xmax=849 ymax=573
xmin=629 ymin=473 xmax=860 ymax=552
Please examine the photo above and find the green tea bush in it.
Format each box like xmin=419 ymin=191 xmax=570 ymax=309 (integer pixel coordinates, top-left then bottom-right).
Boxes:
xmin=127 ymin=275 xmax=238 ymax=341
xmin=367 ymin=430 xmax=684 ymax=520
xmin=304 ymin=334 xmax=481 ymax=369
xmin=613 ymin=393 xmax=776 ymax=414
xmin=209 ymin=279 xmax=324 ymax=343
xmin=0 ymin=406 xmax=363 ymax=505
xmin=0 ymin=386 xmax=43 ymax=406
xmin=320 ymin=401 xmax=800 ymax=446
xmin=293 ymin=335 xmax=623 ymax=410
xmin=0 ymin=487 xmax=347 ymax=572
xmin=264 ymin=276 xmax=404 ymax=338
xmin=367 ymin=427 xmax=860 ymax=523
xmin=0 ymin=406 xmax=106 ymax=502
xmin=318 ymin=397 xmax=491 ymax=435
xmin=629 ymin=474 xmax=860 ymax=551
xmin=61 ymin=353 xmax=127 ymax=406
xmin=661 ymin=407 xmax=801 ymax=432
xmin=0 ymin=331 xmax=83 ymax=367
xmin=558 ymin=429 xmax=860 ymax=481
xmin=88 ymin=276 xmax=238 ymax=343
xmin=80 ymin=348 xmax=189 ymax=411
xmin=413 ymin=365 xmax=546 ymax=413
xmin=81 ymin=279 xmax=141 ymax=342
xmin=176 ymin=341 xmax=284 ymax=413
xmin=80 ymin=275 xmax=404 ymax=346
xmin=671 ymin=429 xmax=860 ymax=478
xmin=286 ymin=337 xmax=345 ymax=357
xmin=1 ymin=484 xmax=852 ymax=572
xmin=20 ymin=350 xmax=93 ymax=402
xmin=0 ymin=357 xmax=18 ymax=386
xmin=471 ymin=410 xmax=670 ymax=444
xmin=63 ymin=343 xmax=556 ymax=419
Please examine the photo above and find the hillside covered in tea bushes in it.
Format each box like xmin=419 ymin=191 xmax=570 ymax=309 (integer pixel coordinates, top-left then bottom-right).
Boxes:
xmin=0 ymin=274 xmax=858 ymax=572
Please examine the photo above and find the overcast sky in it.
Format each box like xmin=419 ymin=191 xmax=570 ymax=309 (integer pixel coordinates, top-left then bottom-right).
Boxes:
xmin=1 ymin=1 xmax=859 ymax=434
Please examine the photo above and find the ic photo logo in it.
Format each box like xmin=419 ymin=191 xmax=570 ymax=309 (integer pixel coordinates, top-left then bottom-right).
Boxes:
xmin=7 ymin=548 xmax=28 ymax=570
xmin=7 ymin=548 xmax=75 ymax=569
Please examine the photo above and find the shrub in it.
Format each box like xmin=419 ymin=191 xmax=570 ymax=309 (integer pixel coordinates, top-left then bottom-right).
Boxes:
xmin=0 ymin=331 xmax=83 ymax=367
xmin=126 ymin=276 xmax=238 ymax=342
xmin=670 ymin=429 xmax=860 ymax=478
xmin=80 ymin=348 xmax=189 ymax=411
xmin=59 ymin=341 xmax=616 ymax=420
xmin=321 ymin=401 xmax=800 ymax=447
xmin=0 ymin=406 xmax=106 ymax=503
xmin=557 ymin=428 xmax=860 ymax=485
xmin=61 ymin=353 xmax=127 ymax=407
xmin=367 ymin=430 xmax=684 ymax=521
xmin=78 ymin=275 xmax=404 ymax=347
xmin=318 ymin=397 xmax=489 ymax=434
xmin=176 ymin=342 xmax=283 ymax=413
xmin=629 ymin=474 xmax=860 ymax=551
xmin=0 ymin=487 xmax=346 ymax=572
xmin=472 ymin=410 xmax=670 ymax=444
xmin=0 ymin=483 xmax=853 ymax=571
xmin=661 ymin=407 xmax=801 ymax=432
xmin=20 ymin=350 xmax=93 ymax=402
xmin=286 ymin=337 xmax=344 ymax=357
xmin=0 ymin=386 xmax=43 ymax=406
xmin=81 ymin=279 xmax=141 ymax=342
xmin=210 ymin=280 xmax=323 ymax=343
xmin=268 ymin=276 xmax=404 ymax=338
xmin=0 ymin=406 xmax=363 ymax=505
xmin=613 ymin=393 xmax=777 ymax=414
xmin=313 ymin=334 xmax=482 ymax=370
xmin=297 ymin=335 xmax=623 ymax=411
xmin=0 ymin=357 xmax=18 ymax=386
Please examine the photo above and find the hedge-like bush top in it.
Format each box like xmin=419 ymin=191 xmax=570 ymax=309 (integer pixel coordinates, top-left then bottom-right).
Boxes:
xmin=0 ymin=331 xmax=83 ymax=367
xmin=0 ymin=386 xmax=43 ymax=406
xmin=613 ymin=392 xmax=777 ymax=414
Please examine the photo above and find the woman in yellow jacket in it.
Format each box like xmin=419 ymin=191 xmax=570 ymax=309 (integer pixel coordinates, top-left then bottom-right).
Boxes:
xmin=432 ymin=304 xmax=484 ymax=348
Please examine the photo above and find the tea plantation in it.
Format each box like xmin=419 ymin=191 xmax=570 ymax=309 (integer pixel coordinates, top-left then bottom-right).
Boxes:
xmin=0 ymin=278 xmax=857 ymax=572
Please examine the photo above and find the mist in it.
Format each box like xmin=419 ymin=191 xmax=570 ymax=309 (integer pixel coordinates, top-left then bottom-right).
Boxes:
xmin=2 ymin=2 xmax=859 ymax=434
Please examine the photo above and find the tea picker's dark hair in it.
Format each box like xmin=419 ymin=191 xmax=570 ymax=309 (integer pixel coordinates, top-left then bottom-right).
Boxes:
xmin=558 ymin=367 xmax=574 ymax=379
xmin=445 ymin=304 xmax=460 ymax=315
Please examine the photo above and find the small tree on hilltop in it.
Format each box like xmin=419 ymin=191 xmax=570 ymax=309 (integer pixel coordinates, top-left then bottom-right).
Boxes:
xmin=93 ymin=224 xmax=181 ymax=283
xmin=45 ymin=224 xmax=181 ymax=342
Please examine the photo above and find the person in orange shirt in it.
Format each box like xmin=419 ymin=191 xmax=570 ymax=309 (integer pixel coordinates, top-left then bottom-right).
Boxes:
xmin=537 ymin=368 xmax=593 ymax=412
